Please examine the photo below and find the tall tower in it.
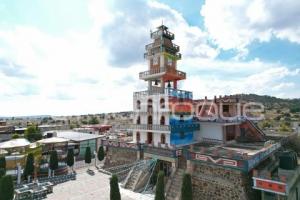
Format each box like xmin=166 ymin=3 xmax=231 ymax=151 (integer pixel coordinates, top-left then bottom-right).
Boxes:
xmin=132 ymin=25 xmax=199 ymax=168
xmin=142 ymin=25 xmax=185 ymax=93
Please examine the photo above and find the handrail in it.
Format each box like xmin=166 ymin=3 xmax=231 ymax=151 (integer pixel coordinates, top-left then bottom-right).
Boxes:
xmin=133 ymin=88 xmax=193 ymax=99
xmin=142 ymin=159 xmax=158 ymax=193
xmin=139 ymin=67 xmax=186 ymax=79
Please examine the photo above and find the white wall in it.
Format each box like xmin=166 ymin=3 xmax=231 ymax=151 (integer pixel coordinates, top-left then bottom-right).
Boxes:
xmin=195 ymin=122 xmax=224 ymax=141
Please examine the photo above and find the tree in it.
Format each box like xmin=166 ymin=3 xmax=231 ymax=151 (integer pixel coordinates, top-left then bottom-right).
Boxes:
xmin=0 ymin=175 xmax=14 ymax=200
xmin=25 ymin=125 xmax=42 ymax=142
xmin=97 ymin=146 xmax=105 ymax=162
xmin=85 ymin=147 xmax=92 ymax=165
xmin=66 ymin=149 xmax=74 ymax=172
xmin=23 ymin=153 xmax=34 ymax=182
xmin=0 ymin=168 xmax=5 ymax=178
xmin=88 ymin=116 xmax=99 ymax=125
xmin=12 ymin=133 xmax=20 ymax=139
xmin=155 ymin=171 xmax=165 ymax=200
xmin=0 ymin=157 xmax=5 ymax=171
xmin=49 ymin=150 xmax=58 ymax=176
xmin=110 ymin=174 xmax=121 ymax=200
xmin=181 ymin=173 xmax=193 ymax=200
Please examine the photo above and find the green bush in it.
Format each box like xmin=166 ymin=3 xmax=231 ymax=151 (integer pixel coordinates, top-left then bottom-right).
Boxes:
xmin=97 ymin=146 xmax=105 ymax=161
xmin=110 ymin=174 xmax=121 ymax=200
xmin=181 ymin=173 xmax=193 ymax=200
xmin=66 ymin=149 xmax=74 ymax=167
xmin=85 ymin=147 xmax=91 ymax=164
xmin=0 ymin=175 xmax=14 ymax=200
xmin=155 ymin=171 xmax=165 ymax=200
xmin=23 ymin=153 xmax=34 ymax=179
xmin=12 ymin=133 xmax=20 ymax=139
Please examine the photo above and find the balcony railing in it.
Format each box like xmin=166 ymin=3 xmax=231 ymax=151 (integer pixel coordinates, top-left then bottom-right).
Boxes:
xmin=118 ymin=122 xmax=199 ymax=133
xmin=143 ymin=144 xmax=176 ymax=158
xmin=151 ymin=29 xmax=174 ymax=40
xmin=139 ymin=67 xmax=186 ymax=80
xmin=145 ymin=43 xmax=180 ymax=52
xmin=101 ymin=139 xmax=140 ymax=150
xmin=134 ymin=88 xmax=193 ymax=99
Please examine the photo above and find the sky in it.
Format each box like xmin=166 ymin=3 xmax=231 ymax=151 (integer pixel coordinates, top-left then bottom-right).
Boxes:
xmin=0 ymin=0 xmax=300 ymax=116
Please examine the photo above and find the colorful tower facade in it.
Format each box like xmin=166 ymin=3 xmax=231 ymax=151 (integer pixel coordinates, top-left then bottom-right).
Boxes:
xmin=132 ymin=25 xmax=199 ymax=154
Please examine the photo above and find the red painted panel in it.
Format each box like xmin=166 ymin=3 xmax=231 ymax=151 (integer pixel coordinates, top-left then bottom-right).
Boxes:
xmin=255 ymin=179 xmax=286 ymax=193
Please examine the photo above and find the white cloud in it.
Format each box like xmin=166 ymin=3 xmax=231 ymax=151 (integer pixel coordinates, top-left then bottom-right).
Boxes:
xmin=0 ymin=0 xmax=299 ymax=116
xmin=201 ymin=0 xmax=300 ymax=52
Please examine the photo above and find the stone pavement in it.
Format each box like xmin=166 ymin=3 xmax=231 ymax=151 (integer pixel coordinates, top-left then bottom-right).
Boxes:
xmin=46 ymin=166 xmax=154 ymax=200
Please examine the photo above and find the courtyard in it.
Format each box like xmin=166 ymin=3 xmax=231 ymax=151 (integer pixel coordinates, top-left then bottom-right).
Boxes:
xmin=46 ymin=166 xmax=154 ymax=200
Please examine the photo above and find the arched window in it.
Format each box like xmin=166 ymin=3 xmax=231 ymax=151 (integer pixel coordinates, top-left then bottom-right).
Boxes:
xmin=136 ymin=116 xmax=140 ymax=125
xmin=161 ymin=134 xmax=166 ymax=144
xmin=136 ymin=132 xmax=140 ymax=143
xmin=136 ymin=100 xmax=141 ymax=110
xmin=160 ymin=116 xmax=165 ymax=125
xmin=147 ymin=99 xmax=153 ymax=112
xmin=160 ymin=98 xmax=165 ymax=109
xmin=148 ymin=115 xmax=153 ymax=125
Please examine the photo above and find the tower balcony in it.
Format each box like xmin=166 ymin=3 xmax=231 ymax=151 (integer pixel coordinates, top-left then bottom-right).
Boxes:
xmin=139 ymin=67 xmax=186 ymax=80
xmin=151 ymin=29 xmax=174 ymax=40
xmin=144 ymin=52 xmax=181 ymax=60
xmin=120 ymin=123 xmax=200 ymax=132
xmin=145 ymin=43 xmax=180 ymax=52
xmin=133 ymin=88 xmax=193 ymax=99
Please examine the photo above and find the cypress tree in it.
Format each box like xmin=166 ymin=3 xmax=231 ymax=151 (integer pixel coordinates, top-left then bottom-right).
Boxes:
xmin=97 ymin=146 xmax=105 ymax=161
xmin=155 ymin=171 xmax=165 ymax=200
xmin=0 ymin=175 xmax=14 ymax=200
xmin=66 ymin=149 xmax=74 ymax=168
xmin=0 ymin=168 xmax=5 ymax=178
xmin=85 ymin=146 xmax=91 ymax=164
xmin=49 ymin=150 xmax=58 ymax=175
xmin=110 ymin=174 xmax=121 ymax=200
xmin=23 ymin=153 xmax=34 ymax=181
xmin=181 ymin=173 xmax=193 ymax=200
xmin=0 ymin=157 xmax=6 ymax=171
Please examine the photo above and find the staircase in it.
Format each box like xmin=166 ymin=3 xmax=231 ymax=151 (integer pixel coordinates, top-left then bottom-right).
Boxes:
xmin=166 ymin=169 xmax=185 ymax=200
xmin=124 ymin=168 xmax=142 ymax=190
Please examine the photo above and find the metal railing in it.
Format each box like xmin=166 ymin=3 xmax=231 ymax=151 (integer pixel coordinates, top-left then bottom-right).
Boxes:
xmin=133 ymin=88 xmax=193 ymax=99
xmin=145 ymin=43 xmax=180 ymax=52
xmin=124 ymin=124 xmax=171 ymax=131
xmin=139 ymin=67 xmax=186 ymax=80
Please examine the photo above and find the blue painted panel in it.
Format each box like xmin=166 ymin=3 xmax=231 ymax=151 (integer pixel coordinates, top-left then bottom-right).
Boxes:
xmin=170 ymin=117 xmax=199 ymax=145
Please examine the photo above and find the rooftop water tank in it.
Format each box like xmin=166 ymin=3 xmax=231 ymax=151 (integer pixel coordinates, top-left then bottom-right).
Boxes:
xmin=279 ymin=150 xmax=298 ymax=170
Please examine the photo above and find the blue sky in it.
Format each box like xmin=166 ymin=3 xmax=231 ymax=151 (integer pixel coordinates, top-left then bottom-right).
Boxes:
xmin=0 ymin=0 xmax=299 ymax=116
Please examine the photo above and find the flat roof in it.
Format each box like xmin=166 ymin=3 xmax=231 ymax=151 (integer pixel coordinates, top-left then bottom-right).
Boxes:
xmin=37 ymin=137 xmax=69 ymax=144
xmin=56 ymin=131 xmax=104 ymax=142
xmin=0 ymin=138 xmax=30 ymax=149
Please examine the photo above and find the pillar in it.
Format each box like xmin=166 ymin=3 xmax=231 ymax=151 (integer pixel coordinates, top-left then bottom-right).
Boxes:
xmin=17 ymin=163 xmax=21 ymax=184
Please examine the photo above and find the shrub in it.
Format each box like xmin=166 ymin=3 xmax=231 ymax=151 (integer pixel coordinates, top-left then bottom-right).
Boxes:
xmin=0 ymin=175 xmax=14 ymax=200
xmin=97 ymin=146 xmax=105 ymax=161
xmin=49 ymin=150 xmax=58 ymax=171
xmin=181 ymin=173 xmax=193 ymax=200
xmin=85 ymin=147 xmax=92 ymax=164
xmin=110 ymin=174 xmax=121 ymax=200
xmin=155 ymin=171 xmax=165 ymax=200
xmin=23 ymin=153 xmax=34 ymax=180
xmin=66 ymin=149 xmax=74 ymax=167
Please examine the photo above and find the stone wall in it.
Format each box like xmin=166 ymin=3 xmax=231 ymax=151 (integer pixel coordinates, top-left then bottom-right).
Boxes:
xmin=104 ymin=147 xmax=138 ymax=168
xmin=191 ymin=162 xmax=260 ymax=200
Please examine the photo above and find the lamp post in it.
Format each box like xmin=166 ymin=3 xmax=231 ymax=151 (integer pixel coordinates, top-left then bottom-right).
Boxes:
xmin=94 ymin=151 xmax=97 ymax=168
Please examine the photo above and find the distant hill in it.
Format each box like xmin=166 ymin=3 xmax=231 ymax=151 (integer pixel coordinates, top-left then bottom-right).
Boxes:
xmin=239 ymin=94 xmax=300 ymax=112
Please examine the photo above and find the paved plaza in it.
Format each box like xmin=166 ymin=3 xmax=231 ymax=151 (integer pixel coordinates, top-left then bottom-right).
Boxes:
xmin=46 ymin=166 xmax=154 ymax=200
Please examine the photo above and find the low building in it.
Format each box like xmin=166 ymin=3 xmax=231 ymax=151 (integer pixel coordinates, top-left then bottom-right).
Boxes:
xmin=253 ymin=150 xmax=300 ymax=200
xmin=0 ymin=121 xmax=15 ymax=142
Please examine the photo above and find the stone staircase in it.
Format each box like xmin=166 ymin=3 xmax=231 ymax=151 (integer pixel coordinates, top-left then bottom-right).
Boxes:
xmin=166 ymin=169 xmax=185 ymax=200
xmin=124 ymin=168 xmax=142 ymax=190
